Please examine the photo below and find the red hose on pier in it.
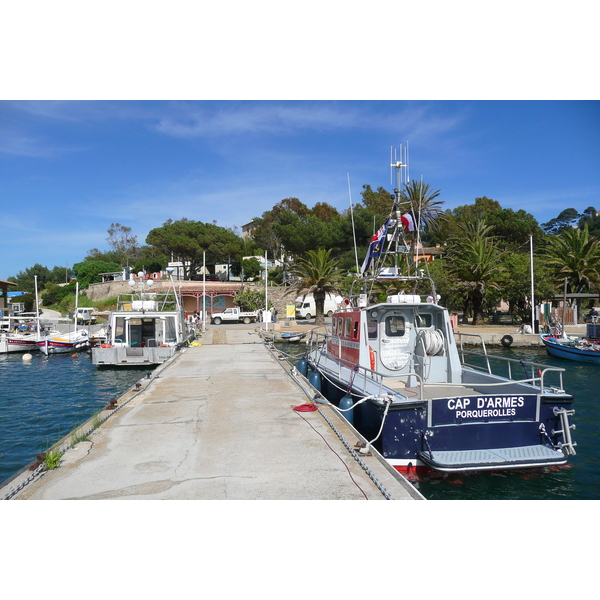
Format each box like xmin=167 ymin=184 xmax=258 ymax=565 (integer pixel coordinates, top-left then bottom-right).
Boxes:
xmin=293 ymin=403 xmax=318 ymax=412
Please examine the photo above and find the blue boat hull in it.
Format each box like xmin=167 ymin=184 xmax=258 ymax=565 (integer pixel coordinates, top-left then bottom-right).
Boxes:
xmin=541 ymin=335 xmax=600 ymax=364
xmin=317 ymin=368 xmax=571 ymax=474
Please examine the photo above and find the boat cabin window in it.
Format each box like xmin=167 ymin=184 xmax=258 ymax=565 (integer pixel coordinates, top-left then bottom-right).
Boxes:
xmin=415 ymin=313 xmax=433 ymax=328
xmin=164 ymin=316 xmax=176 ymax=343
xmin=385 ymin=315 xmax=406 ymax=337
xmin=345 ymin=317 xmax=352 ymax=338
xmin=353 ymin=321 xmax=359 ymax=340
xmin=114 ymin=317 xmax=126 ymax=343
xmin=367 ymin=317 xmax=378 ymax=339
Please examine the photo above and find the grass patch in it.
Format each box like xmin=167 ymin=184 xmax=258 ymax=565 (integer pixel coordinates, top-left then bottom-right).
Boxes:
xmin=44 ymin=450 xmax=62 ymax=470
xmin=70 ymin=430 xmax=89 ymax=447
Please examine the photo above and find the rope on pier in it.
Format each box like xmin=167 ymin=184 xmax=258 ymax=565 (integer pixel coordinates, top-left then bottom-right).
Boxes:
xmin=265 ymin=344 xmax=395 ymax=500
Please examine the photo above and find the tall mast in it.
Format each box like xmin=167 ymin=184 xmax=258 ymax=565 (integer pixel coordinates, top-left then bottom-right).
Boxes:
xmin=390 ymin=144 xmax=410 ymax=275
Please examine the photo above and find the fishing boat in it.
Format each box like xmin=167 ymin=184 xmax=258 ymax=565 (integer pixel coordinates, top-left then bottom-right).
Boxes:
xmin=37 ymin=329 xmax=91 ymax=355
xmin=541 ymin=325 xmax=600 ymax=364
xmin=300 ymin=148 xmax=577 ymax=476
xmin=91 ymin=273 xmax=194 ymax=367
xmin=0 ymin=277 xmax=57 ymax=353
xmin=36 ymin=282 xmax=90 ymax=355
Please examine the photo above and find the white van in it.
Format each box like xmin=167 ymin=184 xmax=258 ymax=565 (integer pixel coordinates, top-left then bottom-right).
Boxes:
xmin=295 ymin=293 xmax=339 ymax=320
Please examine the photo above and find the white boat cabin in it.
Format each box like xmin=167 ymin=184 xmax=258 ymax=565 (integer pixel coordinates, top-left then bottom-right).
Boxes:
xmin=327 ymin=295 xmax=463 ymax=385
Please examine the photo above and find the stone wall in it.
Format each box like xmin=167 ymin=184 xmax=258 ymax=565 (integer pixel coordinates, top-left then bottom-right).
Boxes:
xmin=84 ymin=280 xmax=136 ymax=302
xmin=239 ymin=283 xmax=299 ymax=317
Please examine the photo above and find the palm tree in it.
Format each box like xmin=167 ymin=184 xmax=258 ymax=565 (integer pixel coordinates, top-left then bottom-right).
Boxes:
xmin=447 ymin=221 xmax=503 ymax=325
xmin=398 ymin=180 xmax=445 ymax=232
xmin=543 ymin=224 xmax=600 ymax=316
xmin=286 ymin=248 xmax=342 ymax=326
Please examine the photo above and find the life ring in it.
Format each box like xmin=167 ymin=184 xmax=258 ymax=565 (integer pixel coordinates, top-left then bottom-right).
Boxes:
xmin=369 ymin=346 xmax=376 ymax=371
xmin=500 ymin=335 xmax=513 ymax=348
xmin=101 ymin=343 xmax=112 ymax=348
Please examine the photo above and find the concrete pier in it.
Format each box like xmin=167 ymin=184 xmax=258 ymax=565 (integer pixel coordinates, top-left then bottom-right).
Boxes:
xmin=5 ymin=327 xmax=422 ymax=500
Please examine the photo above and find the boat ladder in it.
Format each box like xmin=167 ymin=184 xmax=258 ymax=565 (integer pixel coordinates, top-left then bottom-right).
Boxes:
xmin=552 ymin=407 xmax=577 ymax=455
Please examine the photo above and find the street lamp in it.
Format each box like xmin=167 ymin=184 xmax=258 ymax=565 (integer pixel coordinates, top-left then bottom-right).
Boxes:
xmin=128 ymin=272 xmax=154 ymax=309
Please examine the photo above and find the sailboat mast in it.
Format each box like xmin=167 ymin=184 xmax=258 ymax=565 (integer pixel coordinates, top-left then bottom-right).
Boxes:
xmin=74 ymin=281 xmax=79 ymax=333
xmin=34 ymin=275 xmax=40 ymax=339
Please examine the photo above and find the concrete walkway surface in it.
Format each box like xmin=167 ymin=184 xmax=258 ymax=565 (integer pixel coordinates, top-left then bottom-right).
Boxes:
xmin=9 ymin=327 xmax=422 ymax=500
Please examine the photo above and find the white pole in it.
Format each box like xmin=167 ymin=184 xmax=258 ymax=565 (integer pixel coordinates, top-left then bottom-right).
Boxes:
xmin=348 ymin=173 xmax=360 ymax=274
xmin=265 ymin=251 xmax=268 ymax=332
xmin=34 ymin=275 xmax=40 ymax=339
xmin=74 ymin=281 xmax=79 ymax=333
xmin=530 ymin=234 xmax=535 ymax=334
xmin=202 ymin=251 xmax=206 ymax=332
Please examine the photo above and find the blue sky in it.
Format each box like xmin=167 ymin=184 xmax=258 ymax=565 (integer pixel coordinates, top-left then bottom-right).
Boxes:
xmin=1 ymin=4 xmax=598 ymax=282
xmin=1 ymin=100 xmax=598 ymax=281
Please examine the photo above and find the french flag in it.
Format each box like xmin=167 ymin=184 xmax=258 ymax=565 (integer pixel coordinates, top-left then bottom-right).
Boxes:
xmin=360 ymin=219 xmax=389 ymax=275
xmin=401 ymin=211 xmax=417 ymax=232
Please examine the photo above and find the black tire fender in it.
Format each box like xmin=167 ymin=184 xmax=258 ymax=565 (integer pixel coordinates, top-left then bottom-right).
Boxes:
xmin=500 ymin=334 xmax=513 ymax=348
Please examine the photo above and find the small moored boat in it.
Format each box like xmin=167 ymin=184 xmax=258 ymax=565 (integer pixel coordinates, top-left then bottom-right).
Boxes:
xmin=541 ymin=326 xmax=600 ymax=364
xmin=259 ymin=330 xmax=306 ymax=343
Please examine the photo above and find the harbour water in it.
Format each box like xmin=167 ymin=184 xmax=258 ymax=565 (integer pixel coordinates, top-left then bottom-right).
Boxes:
xmin=0 ymin=351 xmax=144 ymax=486
xmin=1 ymin=343 xmax=597 ymax=499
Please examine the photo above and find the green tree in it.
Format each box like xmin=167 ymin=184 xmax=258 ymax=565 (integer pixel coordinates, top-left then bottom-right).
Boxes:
xmin=241 ymin=258 xmax=262 ymax=281
xmin=285 ymin=248 xmax=342 ymax=326
xmin=361 ymin=185 xmax=393 ymax=221
xmin=541 ymin=208 xmax=581 ymax=234
xmin=146 ymin=219 xmax=244 ymax=279
xmin=578 ymin=206 xmax=600 ymax=238
xmin=542 ymin=224 xmax=600 ymax=316
xmin=8 ymin=264 xmax=54 ymax=293
xmin=446 ymin=221 xmax=503 ymax=325
xmin=234 ymin=287 xmax=266 ymax=312
xmin=72 ymin=260 xmax=122 ymax=289
xmin=494 ymin=252 xmax=556 ymax=322
xmin=434 ymin=197 xmax=542 ymax=249
xmin=107 ymin=223 xmax=139 ymax=265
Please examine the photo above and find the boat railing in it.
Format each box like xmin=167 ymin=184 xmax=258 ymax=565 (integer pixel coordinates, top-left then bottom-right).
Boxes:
xmin=307 ymin=329 xmax=425 ymax=401
xmin=115 ymin=291 xmax=179 ymax=312
xmin=456 ymin=332 xmax=566 ymax=393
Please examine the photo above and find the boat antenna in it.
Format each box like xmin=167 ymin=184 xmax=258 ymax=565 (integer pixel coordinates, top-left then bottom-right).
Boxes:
xmin=348 ymin=172 xmax=360 ymax=274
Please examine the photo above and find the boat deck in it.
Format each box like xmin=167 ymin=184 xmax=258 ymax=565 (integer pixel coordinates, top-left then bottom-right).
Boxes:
xmin=385 ymin=379 xmax=480 ymax=401
xmin=418 ymin=444 xmax=567 ymax=472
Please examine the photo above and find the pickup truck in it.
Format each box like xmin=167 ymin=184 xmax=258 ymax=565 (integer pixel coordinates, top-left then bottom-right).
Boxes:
xmin=210 ymin=307 xmax=258 ymax=325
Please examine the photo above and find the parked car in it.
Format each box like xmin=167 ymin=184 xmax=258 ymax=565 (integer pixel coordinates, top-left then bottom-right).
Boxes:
xmin=192 ymin=274 xmax=221 ymax=281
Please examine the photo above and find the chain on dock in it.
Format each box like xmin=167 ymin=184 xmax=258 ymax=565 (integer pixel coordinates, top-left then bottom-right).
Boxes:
xmin=265 ymin=342 xmax=394 ymax=500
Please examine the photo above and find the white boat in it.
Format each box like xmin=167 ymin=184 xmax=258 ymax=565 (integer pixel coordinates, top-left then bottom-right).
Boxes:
xmin=0 ymin=277 xmax=56 ymax=353
xmin=37 ymin=329 xmax=91 ymax=355
xmin=91 ymin=274 xmax=195 ymax=367
xmin=36 ymin=282 xmax=90 ymax=355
